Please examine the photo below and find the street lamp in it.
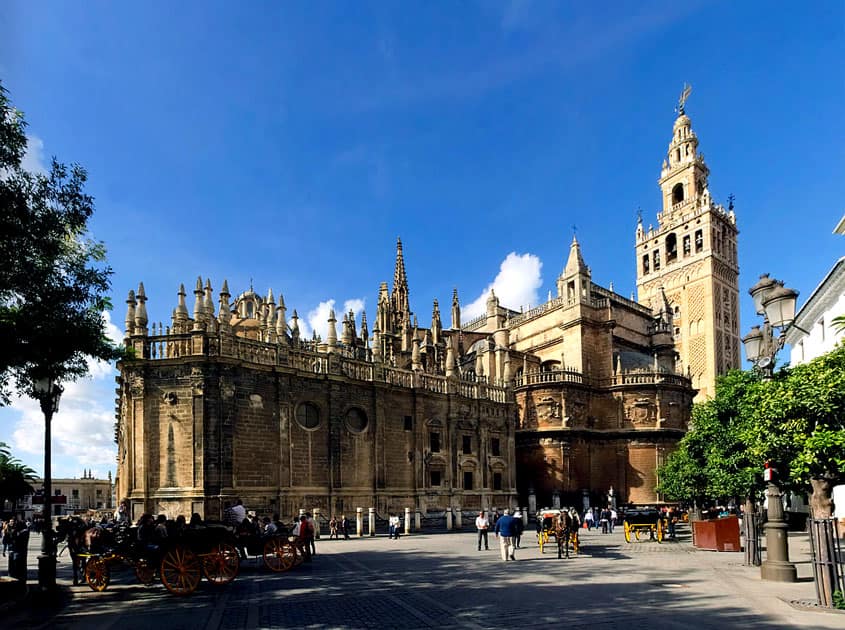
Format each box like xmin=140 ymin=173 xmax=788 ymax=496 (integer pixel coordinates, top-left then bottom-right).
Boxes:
xmin=741 ymin=274 xmax=800 ymax=582
xmin=32 ymin=377 xmax=63 ymax=591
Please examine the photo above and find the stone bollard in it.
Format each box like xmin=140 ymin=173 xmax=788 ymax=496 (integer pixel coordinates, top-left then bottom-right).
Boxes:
xmin=368 ymin=507 xmax=376 ymax=537
xmin=404 ymin=507 xmax=411 ymax=535
xmin=415 ymin=510 xmax=421 ymax=531
xmin=455 ymin=507 xmax=462 ymax=529
xmin=522 ymin=508 xmax=529 ymax=528
xmin=446 ymin=507 xmax=453 ymax=530
xmin=313 ymin=508 xmax=321 ymax=540
xmin=356 ymin=507 xmax=364 ymax=537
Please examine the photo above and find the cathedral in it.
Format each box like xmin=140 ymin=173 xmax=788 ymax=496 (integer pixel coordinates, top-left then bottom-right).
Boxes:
xmin=115 ymin=97 xmax=739 ymax=520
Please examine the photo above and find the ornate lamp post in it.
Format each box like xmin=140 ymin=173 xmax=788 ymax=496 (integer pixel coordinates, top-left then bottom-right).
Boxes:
xmin=741 ymin=274 xmax=801 ymax=582
xmin=32 ymin=377 xmax=63 ymax=590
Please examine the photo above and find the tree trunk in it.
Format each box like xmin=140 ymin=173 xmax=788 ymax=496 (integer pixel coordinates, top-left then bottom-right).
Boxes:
xmin=743 ymin=496 xmax=760 ymax=566
xmin=808 ymin=477 xmax=838 ymax=607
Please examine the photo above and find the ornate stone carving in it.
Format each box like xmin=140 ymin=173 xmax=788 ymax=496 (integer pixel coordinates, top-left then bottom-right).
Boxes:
xmin=162 ymin=391 xmax=178 ymax=405
xmin=249 ymin=394 xmax=263 ymax=409
xmin=536 ymin=396 xmax=561 ymax=421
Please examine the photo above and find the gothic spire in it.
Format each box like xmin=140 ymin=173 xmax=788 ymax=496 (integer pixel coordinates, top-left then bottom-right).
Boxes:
xmin=564 ymin=235 xmax=589 ymax=277
xmin=393 ymin=237 xmax=407 ymax=296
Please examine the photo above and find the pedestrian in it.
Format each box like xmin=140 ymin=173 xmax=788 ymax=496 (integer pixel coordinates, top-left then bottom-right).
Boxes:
xmin=493 ymin=509 xmax=518 ymax=561
xmin=667 ymin=506 xmax=677 ymax=539
xmin=297 ymin=515 xmax=313 ymax=562
xmin=341 ymin=514 xmax=350 ymax=539
xmin=600 ymin=508 xmax=610 ymax=534
xmin=513 ymin=511 xmax=524 ymax=548
xmin=610 ymin=508 xmax=618 ymax=533
xmin=388 ymin=514 xmax=398 ymax=539
xmin=306 ymin=513 xmax=317 ymax=555
xmin=329 ymin=515 xmax=338 ymax=540
xmin=2 ymin=518 xmax=10 ymax=557
xmin=584 ymin=508 xmax=594 ymax=530
xmin=475 ymin=511 xmax=490 ymax=551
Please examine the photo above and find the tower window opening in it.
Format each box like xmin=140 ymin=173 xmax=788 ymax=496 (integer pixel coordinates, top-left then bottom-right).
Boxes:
xmin=672 ymin=183 xmax=684 ymax=204
xmin=695 ymin=230 xmax=703 ymax=253
xmin=683 ymin=235 xmax=691 ymax=256
xmin=653 ymin=250 xmax=661 ymax=271
xmin=642 ymin=254 xmax=650 ymax=275
xmin=666 ymin=233 xmax=678 ymax=262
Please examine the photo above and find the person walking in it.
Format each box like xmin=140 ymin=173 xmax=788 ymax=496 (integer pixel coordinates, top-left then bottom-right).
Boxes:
xmin=306 ymin=513 xmax=317 ymax=555
xmin=340 ymin=514 xmax=350 ymax=539
xmin=513 ymin=511 xmax=524 ymax=548
xmin=388 ymin=514 xmax=401 ymax=539
xmin=329 ymin=515 xmax=338 ymax=540
xmin=584 ymin=508 xmax=594 ymax=530
xmin=475 ymin=511 xmax=490 ymax=551
xmin=494 ymin=509 xmax=518 ymax=561
xmin=600 ymin=507 xmax=611 ymax=534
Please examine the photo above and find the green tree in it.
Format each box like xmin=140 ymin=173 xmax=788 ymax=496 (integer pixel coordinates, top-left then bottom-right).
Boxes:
xmin=0 ymin=442 xmax=37 ymax=513
xmin=658 ymin=370 xmax=767 ymax=506
xmin=750 ymin=343 xmax=845 ymax=517
xmin=0 ymin=81 xmax=123 ymax=403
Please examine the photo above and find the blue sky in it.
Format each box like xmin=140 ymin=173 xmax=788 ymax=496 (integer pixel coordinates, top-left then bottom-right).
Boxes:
xmin=1 ymin=1 xmax=843 ymax=480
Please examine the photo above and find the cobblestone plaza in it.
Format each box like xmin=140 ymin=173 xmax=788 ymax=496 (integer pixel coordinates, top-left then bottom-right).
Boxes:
xmin=10 ymin=525 xmax=843 ymax=629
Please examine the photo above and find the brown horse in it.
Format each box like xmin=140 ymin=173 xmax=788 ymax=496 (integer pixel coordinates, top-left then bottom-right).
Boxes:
xmin=55 ymin=516 xmax=91 ymax=585
xmin=554 ymin=512 xmax=575 ymax=559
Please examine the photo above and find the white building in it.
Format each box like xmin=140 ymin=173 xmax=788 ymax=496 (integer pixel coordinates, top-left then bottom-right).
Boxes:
xmin=784 ymin=216 xmax=845 ymax=525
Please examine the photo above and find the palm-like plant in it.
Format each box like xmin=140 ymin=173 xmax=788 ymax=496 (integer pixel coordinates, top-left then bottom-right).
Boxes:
xmin=0 ymin=442 xmax=37 ymax=513
xmin=833 ymin=314 xmax=845 ymax=334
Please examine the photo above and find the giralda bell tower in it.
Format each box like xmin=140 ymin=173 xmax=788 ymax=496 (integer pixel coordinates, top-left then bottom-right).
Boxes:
xmin=636 ymin=86 xmax=740 ymax=400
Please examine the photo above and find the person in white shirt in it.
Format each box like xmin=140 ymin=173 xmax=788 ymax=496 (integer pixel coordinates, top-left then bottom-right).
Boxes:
xmin=476 ymin=511 xmax=490 ymax=550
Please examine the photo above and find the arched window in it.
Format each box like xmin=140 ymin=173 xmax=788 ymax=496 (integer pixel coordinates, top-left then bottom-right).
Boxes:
xmin=672 ymin=183 xmax=684 ymax=204
xmin=695 ymin=230 xmax=703 ymax=253
xmin=683 ymin=235 xmax=691 ymax=256
xmin=666 ymin=233 xmax=678 ymax=262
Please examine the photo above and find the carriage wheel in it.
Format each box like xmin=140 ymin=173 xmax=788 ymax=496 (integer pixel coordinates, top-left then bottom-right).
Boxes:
xmin=263 ymin=538 xmax=297 ymax=572
xmin=623 ymin=521 xmax=631 ymax=543
xmin=84 ymin=557 xmax=110 ymax=592
xmin=135 ymin=559 xmax=156 ymax=585
xmin=160 ymin=546 xmax=202 ymax=596
xmin=656 ymin=520 xmax=664 ymax=543
xmin=202 ymin=543 xmax=240 ymax=584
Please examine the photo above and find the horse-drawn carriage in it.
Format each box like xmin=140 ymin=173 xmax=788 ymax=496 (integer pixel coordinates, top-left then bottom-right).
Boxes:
xmin=57 ymin=516 xmax=301 ymax=596
xmin=622 ymin=508 xmax=665 ymax=543
xmin=536 ymin=509 xmax=580 ymax=558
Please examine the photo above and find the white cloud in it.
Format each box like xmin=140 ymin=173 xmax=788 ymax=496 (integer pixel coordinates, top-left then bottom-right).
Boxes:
xmin=22 ymin=135 xmax=48 ymax=175
xmin=463 ymin=252 xmax=543 ymax=321
xmin=298 ymin=297 xmax=366 ymax=340
xmin=6 ymin=310 xmax=121 ymax=477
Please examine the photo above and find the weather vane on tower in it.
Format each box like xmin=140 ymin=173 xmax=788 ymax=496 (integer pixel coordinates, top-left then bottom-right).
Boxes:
xmin=676 ymin=83 xmax=692 ymax=115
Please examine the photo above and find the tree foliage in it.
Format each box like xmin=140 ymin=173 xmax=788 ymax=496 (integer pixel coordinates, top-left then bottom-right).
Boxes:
xmin=0 ymin=81 xmax=123 ymax=404
xmin=0 ymin=442 xmax=36 ymax=512
xmin=658 ymin=344 xmax=845 ymax=505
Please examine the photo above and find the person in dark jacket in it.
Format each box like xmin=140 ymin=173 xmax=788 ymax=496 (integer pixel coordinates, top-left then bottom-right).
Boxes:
xmin=513 ymin=511 xmax=524 ymax=548
xmin=494 ymin=509 xmax=518 ymax=561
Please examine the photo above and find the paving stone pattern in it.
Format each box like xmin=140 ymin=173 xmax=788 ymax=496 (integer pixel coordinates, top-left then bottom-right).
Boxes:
xmin=10 ymin=526 xmax=845 ymax=629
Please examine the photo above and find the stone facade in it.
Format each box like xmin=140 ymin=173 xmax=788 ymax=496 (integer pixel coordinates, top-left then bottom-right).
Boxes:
xmin=635 ymin=100 xmax=740 ymax=401
xmin=116 ymin=96 xmax=737 ymax=517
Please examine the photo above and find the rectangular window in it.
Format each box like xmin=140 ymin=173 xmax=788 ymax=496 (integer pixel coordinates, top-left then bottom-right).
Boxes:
xmin=430 ymin=470 xmax=441 ymax=486
xmin=430 ymin=432 xmax=440 ymax=453
xmin=493 ymin=472 xmax=503 ymax=491
xmin=96 ymin=489 xmax=102 ymax=497
xmin=462 ymin=435 xmax=471 ymax=454
xmin=463 ymin=471 xmax=473 ymax=490
xmin=403 ymin=415 xmax=413 ymax=431
xmin=491 ymin=438 xmax=501 ymax=457
xmin=72 ymin=489 xmax=79 ymax=498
